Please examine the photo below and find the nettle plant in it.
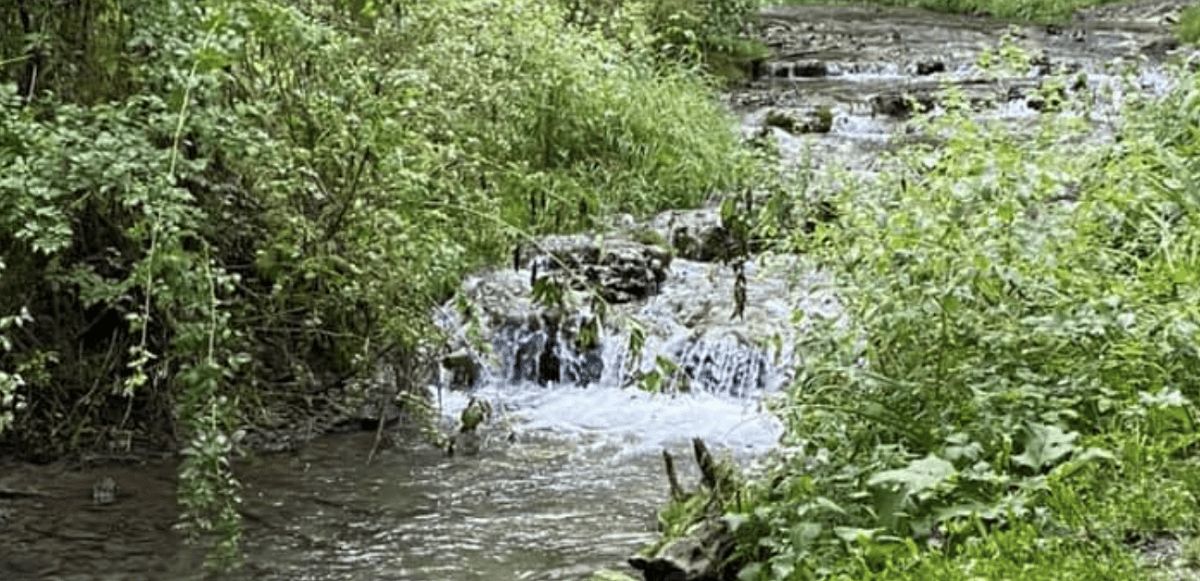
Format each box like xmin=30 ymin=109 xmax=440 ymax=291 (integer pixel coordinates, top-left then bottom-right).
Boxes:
xmin=723 ymin=65 xmax=1200 ymax=578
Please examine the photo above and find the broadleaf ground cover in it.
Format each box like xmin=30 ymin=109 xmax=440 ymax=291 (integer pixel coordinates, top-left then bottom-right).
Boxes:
xmin=660 ymin=38 xmax=1200 ymax=581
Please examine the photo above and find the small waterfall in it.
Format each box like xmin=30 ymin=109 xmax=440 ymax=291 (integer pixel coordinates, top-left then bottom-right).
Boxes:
xmin=478 ymin=319 xmax=785 ymax=398
xmin=490 ymin=323 xmax=606 ymax=387
xmin=671 ymin=339 xmax=780 ymax=397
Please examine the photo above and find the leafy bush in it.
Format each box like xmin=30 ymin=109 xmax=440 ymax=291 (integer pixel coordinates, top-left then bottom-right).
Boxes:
xmin=1 ymin=0 xmax=760 ymax=567
xmin=707 ymin=66 xmax=1200 ymax=579
xmin=559 ymin=0 xmax=765 ymax=77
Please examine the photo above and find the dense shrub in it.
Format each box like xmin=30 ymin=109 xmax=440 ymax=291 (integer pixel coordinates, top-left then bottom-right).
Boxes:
xmin=672 ymin=60 xmax=1200 ymax=580
xmin=0 ymin=0 xmax=759 ymax=567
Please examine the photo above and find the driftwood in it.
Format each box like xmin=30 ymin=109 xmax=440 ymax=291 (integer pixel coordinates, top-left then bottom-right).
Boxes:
xmin=692 ymin=437 xmax=717 ymax=490
xmin=662 ymin=450 xmax=685 ymax=501
xmin=660 ymin=437 xmax=721 ymax=501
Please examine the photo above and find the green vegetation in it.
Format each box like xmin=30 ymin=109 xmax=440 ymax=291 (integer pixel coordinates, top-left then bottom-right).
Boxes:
xmin=0 ymin=0 xmax=762 ymax=568
xmin=777 ymin=0 xmax=1126 ymax=22
xmin=655 ymin=53 xmax=1200 ymax=581
xmin=1178 ymin=5 xmax=1200 ymax=45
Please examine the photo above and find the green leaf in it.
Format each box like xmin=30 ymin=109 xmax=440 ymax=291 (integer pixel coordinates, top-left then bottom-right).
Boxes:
xmin=737 ymin=563 xmax=762 ymax=581
xmin=868 ymin=454 xmax=957 ymax=494
xmin=1013 ymin=422 xmax=1078 ymax=471
xmin=834 ymin=526 xmax=880 ymax=544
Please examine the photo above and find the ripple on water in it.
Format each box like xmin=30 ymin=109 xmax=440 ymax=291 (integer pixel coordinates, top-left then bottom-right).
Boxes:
xmin=233 ymin=373 xmax=779 ymax=581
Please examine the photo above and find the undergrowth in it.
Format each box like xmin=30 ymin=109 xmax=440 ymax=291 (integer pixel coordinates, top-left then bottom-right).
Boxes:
xmin=0 ymin=0 xmax=763 ymax=568
xmin=654 ymin=46 xmax=1200 ymax=581
xmin=1178 ymin=5 xmax=1200 ymax=45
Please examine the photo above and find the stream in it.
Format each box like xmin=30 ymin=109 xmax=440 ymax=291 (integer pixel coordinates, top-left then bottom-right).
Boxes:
xmin=1 ymin=2 xmax=1195 ymax=580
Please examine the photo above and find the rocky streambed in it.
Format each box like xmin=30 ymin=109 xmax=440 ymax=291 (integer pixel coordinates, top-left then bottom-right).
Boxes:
xmin=1 ymin=2 xmax=1196 ymax=580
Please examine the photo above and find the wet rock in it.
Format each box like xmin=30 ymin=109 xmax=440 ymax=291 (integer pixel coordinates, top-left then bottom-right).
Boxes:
xmin=628 ymin=521 xmax=734 ymax=581
xmin=522 ymin=235 xmax=672 ymax=304
xmin=870 ymin=90 xmax=936 ymax=118
xmin=791 ymin=60 xmax=828 ymax=77
xmin=914 ymin=60 xmax=945 ymax=75
xmin=355 ymin=399 xmax=401 ymax=430
xmin=1030 ymin=49 xmax=1053 ymax=75
xmin=649 ymin=207 xmax=731 ymax=262
xmin=1141 ymin=36 xmax=1180 ymax=57
xmin=763 ymin=107 xmax=834 ymax=135
xmin=442 ymin=349 xmax=480 ymax=390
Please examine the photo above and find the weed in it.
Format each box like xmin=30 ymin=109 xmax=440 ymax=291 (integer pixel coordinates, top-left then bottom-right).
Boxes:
xmin=697 ymin=56 xmax=1200 ymax=581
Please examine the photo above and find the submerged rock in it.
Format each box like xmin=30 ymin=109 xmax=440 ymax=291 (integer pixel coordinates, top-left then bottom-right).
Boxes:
xmin=451 ymin=431 xmax=483 ymax=456
xmin=587 ymin=569 xmax=642 ymax=581
xmin=92 ymin=476 xmax=118 ymax=505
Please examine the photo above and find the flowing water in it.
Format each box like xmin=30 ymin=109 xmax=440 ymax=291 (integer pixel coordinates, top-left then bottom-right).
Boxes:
xmin=226 ymin=277 xmax=793 ymax=580
xmin=1 ymin=3 xmax=1195 ymax=580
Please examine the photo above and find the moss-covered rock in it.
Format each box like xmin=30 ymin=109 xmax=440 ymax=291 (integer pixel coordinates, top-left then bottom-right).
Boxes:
xmin=763 ymin=106 xmax=834 ymax=134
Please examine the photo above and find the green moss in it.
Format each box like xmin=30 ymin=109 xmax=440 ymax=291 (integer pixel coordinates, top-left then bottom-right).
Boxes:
xmin=814 ymin=106 xmax=834 ymax=133
xmin=629 ymin=227 xmax=670 ymax=250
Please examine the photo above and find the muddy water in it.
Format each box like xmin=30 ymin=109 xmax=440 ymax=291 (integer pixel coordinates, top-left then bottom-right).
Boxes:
xmin=2 ymin=388 xmax=776 ymax=581
xmin=2 ymin=3 xmax=1195 ymax=580
xmin=229 ymin=392 xmax=775 ymax=581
